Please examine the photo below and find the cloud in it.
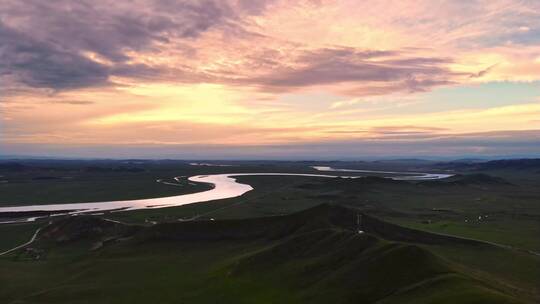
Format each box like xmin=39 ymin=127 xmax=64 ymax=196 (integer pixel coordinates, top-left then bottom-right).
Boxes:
xmin=369 ymin=125 xmax=449 ymax=135
xmin=236 ymin=0 xmax=278 ymax=15
xmin=1 ymin=0 xmax=236 ymax=60
xmin=3 ymin=129 xmax=539 ymax=160
xmin=0 ymin=21 xmax=110 ymax=90
xmin=2 ymin=0 xmax=538 ymax=94
xmin=330 ymin=98 xmax=363 ymax=109
xmin=1 ymin=0 xmax=540 ymax=159
xmin=0 ymin=0 xmax=244 ymax=90
xmin=187 ymin=47 xmax=458 ymax=97
xmin=469 ymin=64 xmax=498 ymax=79
xmin=51 ymin=100 xmax=95 ymax=105
xmin=0 ymin=1 xmax=469 ymax=95
xmin=150 ymin=0 xmax=237 ymax=38
xmin=252 ymin=48 xmax=456 ymax=92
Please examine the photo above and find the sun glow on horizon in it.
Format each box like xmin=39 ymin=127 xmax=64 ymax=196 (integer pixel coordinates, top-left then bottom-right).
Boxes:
xmin=1 ymin=0 xmax=539 ymax=157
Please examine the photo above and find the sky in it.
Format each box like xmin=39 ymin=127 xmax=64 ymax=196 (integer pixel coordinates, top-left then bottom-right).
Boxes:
xmin=1 ymin=0 xmax=539 ymax=159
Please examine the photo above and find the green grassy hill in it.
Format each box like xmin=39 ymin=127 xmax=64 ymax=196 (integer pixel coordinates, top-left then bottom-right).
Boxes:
xmin=1 ymin=204 xmax=533 ymax=304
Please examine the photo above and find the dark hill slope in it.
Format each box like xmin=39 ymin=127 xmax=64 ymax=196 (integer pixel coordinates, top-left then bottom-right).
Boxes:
xmin=138 ymin=204 xmax=487 ymax=246
xmin=436 ymin=159 xmax=540 ymax=171
xmin=476 ymin=159 xmax=540 ymax=170
xmin=40 ymin=216 xmax=139 ymax=243
xmin=138 ymin=203 xmax=360 ymax=241
xmin=235 ymin=230 xmax=518 ymax=304
xmin=419 ymin=173 xmax=511 ymax=187
xmin=298 ymin=176 xmax=405 ymax=192
xmin=1 ymin=204 xmax=526 ymax=304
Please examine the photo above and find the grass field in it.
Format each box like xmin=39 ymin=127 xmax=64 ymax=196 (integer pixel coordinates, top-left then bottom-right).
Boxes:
xmin=104 ymin=172 xmax=540 ymax=252
xmin=0 ymin=162 xmax=214 ymax=206
xmin=1 ymin=205 xmax=536 ymax=303
xmin=0 ymin=159 xmax=538 ymax=303
xmin=0 ymin=222 xmax=42 ymax=252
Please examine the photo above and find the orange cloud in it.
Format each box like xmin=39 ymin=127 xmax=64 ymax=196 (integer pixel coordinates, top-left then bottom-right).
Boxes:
xmin=1 ymin=0 xmax=539 ymax=156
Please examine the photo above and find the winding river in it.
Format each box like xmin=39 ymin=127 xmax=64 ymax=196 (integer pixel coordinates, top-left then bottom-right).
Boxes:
xmin=311 ymin=166 xmax=454 ymax=180
xmin=0 ymin=168 xmax=453 ymax=223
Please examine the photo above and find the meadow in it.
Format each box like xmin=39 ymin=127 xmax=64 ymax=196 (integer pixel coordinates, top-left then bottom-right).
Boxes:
xmin=0 ymin=159 xmax=538 ymax=303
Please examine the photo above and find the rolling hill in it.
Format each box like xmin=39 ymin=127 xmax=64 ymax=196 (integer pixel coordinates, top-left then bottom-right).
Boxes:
xmin=1 ymin=204 xmax=533 ymax=304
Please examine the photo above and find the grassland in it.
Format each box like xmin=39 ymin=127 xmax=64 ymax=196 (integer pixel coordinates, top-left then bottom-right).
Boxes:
xmin=0 ymin=159 xmax=538 ymax=303
xmin=1 ymin=204 xmax=536 ymax=303
xmin=0 ymin=160 xmax=215 ymax=205
xmin=104 ymin=172 xmax=540 ymax=252
xmin=0 ymin=222 xmax=42 ymax=252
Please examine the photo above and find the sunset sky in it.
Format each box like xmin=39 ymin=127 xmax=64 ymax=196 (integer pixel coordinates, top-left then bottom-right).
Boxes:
xmin=1 ymin=0 xmax=539 ymax=159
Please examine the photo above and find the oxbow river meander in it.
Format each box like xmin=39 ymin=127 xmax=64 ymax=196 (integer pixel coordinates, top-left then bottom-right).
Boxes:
xmin=0 ymin=167 xmax=453 ymax=223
